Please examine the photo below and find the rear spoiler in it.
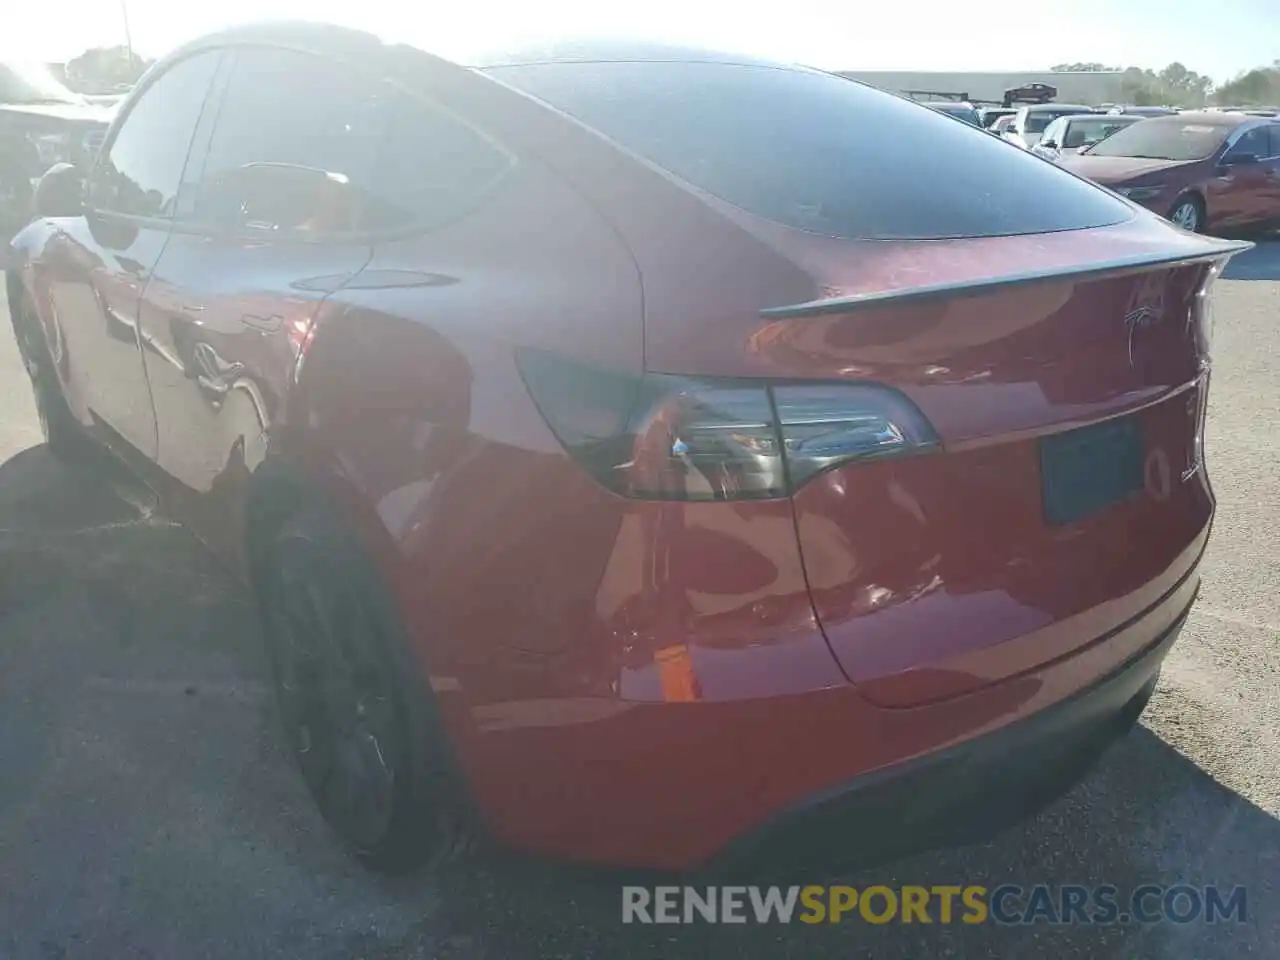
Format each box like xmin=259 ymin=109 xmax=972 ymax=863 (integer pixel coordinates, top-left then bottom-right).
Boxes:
xmin=760 ymin=241 xmax=1254 ymax=319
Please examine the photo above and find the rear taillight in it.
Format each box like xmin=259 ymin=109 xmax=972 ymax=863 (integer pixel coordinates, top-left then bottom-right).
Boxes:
xmin=518 ymin=350 xmax=938 ymax=501
xmin=1192 ymin=258 xmax=1227 ymax=363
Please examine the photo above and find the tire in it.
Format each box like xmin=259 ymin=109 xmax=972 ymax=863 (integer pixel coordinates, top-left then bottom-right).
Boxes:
xmin=253 ymin=498 xmax=476 ymax=872
xmin=10 ymin=289 xmax=81 ymax=459
xmin=1168 ymin=194 xmax=1205 ymax=233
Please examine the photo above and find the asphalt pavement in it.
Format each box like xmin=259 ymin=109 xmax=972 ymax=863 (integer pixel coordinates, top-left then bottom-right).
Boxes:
xmin=1 ymin=247 xmax=1279 ymax=959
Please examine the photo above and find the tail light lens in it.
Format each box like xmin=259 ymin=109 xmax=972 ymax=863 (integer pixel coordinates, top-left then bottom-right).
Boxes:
xmin=771 ymin=383 xmax=939 ymax=489
xmin=1191 ymin=258 xmax=1227 ymax=363
xmin=518 ymin=350 xmax=938 ymax=501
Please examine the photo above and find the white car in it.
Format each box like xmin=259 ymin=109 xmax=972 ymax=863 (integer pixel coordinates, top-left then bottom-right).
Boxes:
xmin=1031 ymin=114 xmax=1143 ymax=162
xmin=1003 ymin=104 xmax=1097 ymax=149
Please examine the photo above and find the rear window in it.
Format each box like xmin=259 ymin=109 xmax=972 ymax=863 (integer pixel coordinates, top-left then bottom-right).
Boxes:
xmin=487 ymin=61 xmax=1130 ymax=240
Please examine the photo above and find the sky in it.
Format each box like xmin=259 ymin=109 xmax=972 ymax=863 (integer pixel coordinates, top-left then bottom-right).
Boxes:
xmin=8 ymin=0 xmax=1280 ymax=84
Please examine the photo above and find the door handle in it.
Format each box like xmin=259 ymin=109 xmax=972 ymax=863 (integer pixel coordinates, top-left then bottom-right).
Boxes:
xmin=196 ymin=372 xmax=233 ymax=401
xmin=189 ymin=341 xmax=244 ymax=405
xmin=195 ymin=364 xmax=245 ymax=404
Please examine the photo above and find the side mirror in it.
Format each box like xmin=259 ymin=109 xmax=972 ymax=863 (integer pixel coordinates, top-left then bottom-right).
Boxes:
xmin=33 ymin=163 xmax=85 ymax=218
xmin=1040 ymin=140 xmax=1059 ymax=150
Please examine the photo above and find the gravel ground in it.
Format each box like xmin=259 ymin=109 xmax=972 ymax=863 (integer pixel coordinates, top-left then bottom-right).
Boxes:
xmin=1 ymin=244 xmax=1278 ymax=959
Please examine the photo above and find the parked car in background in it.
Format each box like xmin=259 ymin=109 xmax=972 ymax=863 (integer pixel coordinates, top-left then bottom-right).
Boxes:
xmin=1061 ymin=111 xmax=1280 ymax=233
xmin=921 ymin=100 xmax=982 ymax=126
xmin=0 ymin=61 xmax=113 ymax=239
xmin=1109 ymin=105 xmax=1178 ymax=117
xmin=978 ymin=106 xmax=1015 ymax=129
xmin=1032 ymin=114 xmax=1143 ymax=162
xmin=1213 ymin=107 xmax=1278 ymax=118
xmin=1003 ymin=103 xmax=1097 ymax=148
xmin=7 ymin=26 xmax=1249 ymax=873
xmin=990 ymin=114 xmax=1014 ymax=136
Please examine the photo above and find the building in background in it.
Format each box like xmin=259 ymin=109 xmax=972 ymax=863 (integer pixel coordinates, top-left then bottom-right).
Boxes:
xmin=835 ymin=70 xmax=1125 ymax=106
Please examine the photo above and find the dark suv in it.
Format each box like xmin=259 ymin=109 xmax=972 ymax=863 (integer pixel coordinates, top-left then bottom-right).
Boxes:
xmin=0 ymin=62 xmax=113 ymax=239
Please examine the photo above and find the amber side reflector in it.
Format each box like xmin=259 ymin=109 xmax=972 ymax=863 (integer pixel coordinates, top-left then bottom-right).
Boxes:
xmin=654 ymin=644 xmax=702 ymax=702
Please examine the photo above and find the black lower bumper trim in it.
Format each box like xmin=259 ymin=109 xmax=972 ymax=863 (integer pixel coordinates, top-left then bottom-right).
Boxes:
xmin=709 ymin=598 xmax=1192 ymax=879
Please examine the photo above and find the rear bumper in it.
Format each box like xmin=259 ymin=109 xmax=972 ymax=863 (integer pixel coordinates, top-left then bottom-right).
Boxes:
xmin=714 ymin=591 xmax=1187 ymax=876
xmin=461 ymin=564 xmax=1199 ymax=870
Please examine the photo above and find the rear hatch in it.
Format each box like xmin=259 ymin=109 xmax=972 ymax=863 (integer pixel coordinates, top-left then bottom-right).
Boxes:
xmin=487 ymin=55 xmax=1248 ymax=706
xmin=744 ymin=227 xmax=1238 ymax=705
xmin=636 ymin=212 xmax=1243 ymax=706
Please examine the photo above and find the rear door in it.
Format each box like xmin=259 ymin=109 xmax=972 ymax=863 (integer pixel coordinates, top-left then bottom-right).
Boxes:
xmin=37 ymin=49 xmax=223 ymax=458
xmin=135 ymin=44 xmax=386 ymax=559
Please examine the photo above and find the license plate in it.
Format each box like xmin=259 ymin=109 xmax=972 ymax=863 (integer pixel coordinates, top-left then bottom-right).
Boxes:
xmin=1040 ymin=416 xmax=1144 ymax=526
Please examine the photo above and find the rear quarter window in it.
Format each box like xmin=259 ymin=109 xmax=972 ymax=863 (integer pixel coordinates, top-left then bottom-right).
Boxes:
xmin=486 ymin=61 xmax=1131 ymax=240
xmin=365 ymin=92 xmax=514 ymax=231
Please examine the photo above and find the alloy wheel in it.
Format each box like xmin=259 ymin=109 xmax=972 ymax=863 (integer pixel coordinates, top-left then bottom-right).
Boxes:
xmin=1170 ymin=200 xmax=1201 ymax=232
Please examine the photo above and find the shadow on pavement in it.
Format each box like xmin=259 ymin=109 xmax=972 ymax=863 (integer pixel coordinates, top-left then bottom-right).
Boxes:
xmin=0 ymin=444 xmax=1275 ymax=960
xmin=408 ymin=727 xmax=1280 ymax=960
xmin=1222 ymin=239 xmax=1280 ymax=281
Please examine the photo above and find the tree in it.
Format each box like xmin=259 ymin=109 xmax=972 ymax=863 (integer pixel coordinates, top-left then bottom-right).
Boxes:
xmin=1050 ymin=63 xmax=1120 ymax=72
xmin=1213 ymin=66 xmax=1280 ymax=105
xmin=1050 ymin=61 xmax=1213 ymax=106
xmin=1158 ymin=62 xmax=1212 ymax=106
xmin=65 ymin=45 xmax=152 ymax=93
xmin=1120 ymin=67 xmax=1163 ymax=105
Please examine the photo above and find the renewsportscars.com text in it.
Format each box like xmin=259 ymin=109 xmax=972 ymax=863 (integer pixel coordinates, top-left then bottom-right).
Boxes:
xmin=621 ymin=884 xmax=1247 ymax=926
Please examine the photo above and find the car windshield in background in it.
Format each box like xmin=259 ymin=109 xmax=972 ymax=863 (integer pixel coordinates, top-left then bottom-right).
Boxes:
xmin=1024 ymin=111 xmax=1086 ymax=133
xmin=1065 ymin=117 xmax=1137 ymax=147
xmin=1085 ymin=118 xmax=1231 ymax=161
xmin=0 ymin=61 xmax=82 ymax=104
xmin=487 ymin=61 xmax=1131 ymax=240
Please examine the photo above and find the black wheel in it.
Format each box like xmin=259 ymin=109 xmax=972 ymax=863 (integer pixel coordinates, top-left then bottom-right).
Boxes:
xmin=11 ymin=290 xmax=81 ymax=458
xmin=1168 ymin=194 xmax=1205 ymax=233
xmin=255 ymin=500 xmax=474 ymax=871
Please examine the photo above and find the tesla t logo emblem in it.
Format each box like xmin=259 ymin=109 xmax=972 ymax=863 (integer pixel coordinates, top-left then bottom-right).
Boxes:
xmin=1124 ymin=305 xmax=1161 ymax=369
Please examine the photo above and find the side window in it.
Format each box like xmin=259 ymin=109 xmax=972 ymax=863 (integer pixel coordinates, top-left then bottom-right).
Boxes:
xmin=1227 ymin=126 xmax=1268 ymax=160
xmin=1063 ymin=122 xmax=1091 ymax=149
xmin=182 ymin=46 xmax=391 ymax=235
xmin=1268 ymin=125 xmax=1280 ymax=159
xmin=364 ymin=93 xmax=513 ymax=231
xmin=90 ymin=51 xmax=222 ymax=217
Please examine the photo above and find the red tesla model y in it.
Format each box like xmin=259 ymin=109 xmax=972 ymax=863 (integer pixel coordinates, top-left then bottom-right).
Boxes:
xmin=5 ymin=24 xmax=1250 ymax=871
